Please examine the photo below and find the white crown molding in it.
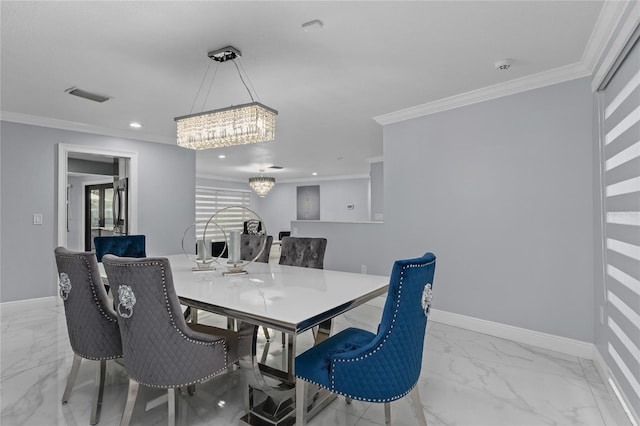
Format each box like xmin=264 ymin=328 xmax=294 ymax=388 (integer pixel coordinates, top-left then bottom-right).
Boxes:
xmin=429 ymin=308 xmax=593 ymax=359
xmin=582 ymin=0 xmax=630 ymax=76
xmin=373 ymin=62 xmax=591 ymax=126
xmin=374 ymin=1 xmax=634 ymax=126
xmin=0 ymin=111 xmax=176 ymax=145
xmin=278 ymin=173 xmax=370 ymax=184
xmin=591 ymin=0 xmax=640 ymax=92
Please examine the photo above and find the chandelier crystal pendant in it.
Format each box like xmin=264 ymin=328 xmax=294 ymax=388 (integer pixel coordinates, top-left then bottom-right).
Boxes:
xmin=249 ymin=176 xmax=276 ymax=197
xmin=175 ymin=46 xmax=277 ymax=150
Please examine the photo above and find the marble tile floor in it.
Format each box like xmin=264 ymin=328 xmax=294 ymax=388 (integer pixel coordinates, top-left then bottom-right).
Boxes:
xmin=1 ymin=297 xmax=632 ymax=426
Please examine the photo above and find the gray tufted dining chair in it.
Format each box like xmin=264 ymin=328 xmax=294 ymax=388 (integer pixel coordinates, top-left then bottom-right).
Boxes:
xmin=278 ymin=237 xmax=327 ymax=269
xmin=273 ymin=237 xmax=328 ymax=345
xmin=102 ymin=255 xmax=250 ymax=426
xmin=54 ymin=247 xmax=123 ymax=425
xmin=241 ymin=234 xmax=273 ymax=264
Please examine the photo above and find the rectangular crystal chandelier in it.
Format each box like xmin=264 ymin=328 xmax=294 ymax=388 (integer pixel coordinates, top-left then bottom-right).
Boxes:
xmin=175 ymin=102 xmax=277 ymax=150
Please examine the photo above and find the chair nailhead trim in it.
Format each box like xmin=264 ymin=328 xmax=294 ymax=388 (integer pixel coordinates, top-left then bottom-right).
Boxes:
xmin=59 ymin=254 xmax=117 ymax=324
xmin=325 ymin=258 xmax=435 ymax=401
xmin=106 ymin=259 xmax=232 ymax=388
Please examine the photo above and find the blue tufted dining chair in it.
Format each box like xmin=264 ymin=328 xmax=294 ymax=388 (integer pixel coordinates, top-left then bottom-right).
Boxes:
xmin=295 ymin=252 xmax=436 ymax=426
xmin=54 ymin=247 xmax=123 ymax=425
xmin=94 ymin=235 xmax=146 ymax=262
xmin=103 ymin=255 xmax=251 ymax=426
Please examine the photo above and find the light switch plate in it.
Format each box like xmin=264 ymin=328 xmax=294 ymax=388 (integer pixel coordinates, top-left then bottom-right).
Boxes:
xmin=33 ymin=213 xmax=43 ymax=225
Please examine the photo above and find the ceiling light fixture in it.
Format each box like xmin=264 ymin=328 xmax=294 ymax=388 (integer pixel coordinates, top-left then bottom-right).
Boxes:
xmin=174 ymin=46 xmax=277 ymax=150
xmin=218 ymin=154 xmax=226 ymax=159
xmin=129 ymin=122 xmax=143 ymax=129
xmin=249 ymin=170 xmax=275 ymax=197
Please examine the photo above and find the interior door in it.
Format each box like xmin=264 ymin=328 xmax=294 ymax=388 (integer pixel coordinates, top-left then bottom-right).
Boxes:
xmin=85 ymin=183 xmax=114 ymax=251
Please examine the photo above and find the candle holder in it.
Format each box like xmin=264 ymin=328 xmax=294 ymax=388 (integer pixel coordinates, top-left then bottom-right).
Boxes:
xmin=204 ymin=206 xmax=268 ymax=276
xmin=181 ymin=220 xmax=227 ymax=272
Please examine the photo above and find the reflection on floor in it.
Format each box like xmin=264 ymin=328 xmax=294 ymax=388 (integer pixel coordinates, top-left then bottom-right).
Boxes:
xmin=1 ymin=297 xmax=631 ymax=426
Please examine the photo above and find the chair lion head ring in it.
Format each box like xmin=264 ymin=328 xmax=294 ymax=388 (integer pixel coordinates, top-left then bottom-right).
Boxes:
xmin=103 ymin=255 xmax=250 ymax=426
xmin=295 ymin=252 xmax=436 ymax=426
xmin=54 ymin=247 xmax=123 ymax=425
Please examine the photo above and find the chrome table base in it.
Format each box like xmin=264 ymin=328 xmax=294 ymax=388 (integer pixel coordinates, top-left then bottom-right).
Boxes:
xmin=239 ymin=319 xmax=335 ymax=426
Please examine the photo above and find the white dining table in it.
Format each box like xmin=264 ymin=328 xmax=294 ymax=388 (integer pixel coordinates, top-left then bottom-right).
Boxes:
xmin=105 ymin=254 xmax=390 ymax=425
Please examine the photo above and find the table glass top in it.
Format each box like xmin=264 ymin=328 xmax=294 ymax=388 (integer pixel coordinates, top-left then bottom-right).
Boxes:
xmin=136 ymin=255 xmax=389 ymax=333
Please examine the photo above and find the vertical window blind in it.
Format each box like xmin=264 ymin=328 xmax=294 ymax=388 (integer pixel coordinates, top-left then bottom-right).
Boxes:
xmin=195 ymin=186 xmax=251 ymax=241
xmin=600 ymin=32 xmax=640 ymax=420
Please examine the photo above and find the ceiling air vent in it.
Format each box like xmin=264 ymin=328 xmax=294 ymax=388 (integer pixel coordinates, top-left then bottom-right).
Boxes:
xmin=65 ymin=87 xmax=111 ymax=103
xmin=269 ymin=166 xmax=284 ymax=170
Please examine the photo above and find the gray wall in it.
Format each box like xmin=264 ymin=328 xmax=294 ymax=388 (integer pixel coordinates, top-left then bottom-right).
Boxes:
xmin=252 ymin=178 xmax=371 ymax=238
xmin=0 ymin=121 xmax=195 ymax=302
xmin=370 ymin=161 xmax=384 ymax=221
xmin=298 ymin=77 xmax=594 ymax=342
xmin=292 ymin=220 xmax=386 ymax=275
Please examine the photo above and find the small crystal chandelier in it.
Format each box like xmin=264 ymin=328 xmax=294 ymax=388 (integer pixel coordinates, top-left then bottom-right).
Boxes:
xmin=175 ymin=46 xmax=277 ymax=150
xmin=249 ymin=173 xmax=276 ymax=197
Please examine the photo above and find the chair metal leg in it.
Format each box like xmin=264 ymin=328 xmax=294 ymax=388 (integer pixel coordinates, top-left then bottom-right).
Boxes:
xmin=409 ymin=386 xmax=428 ymax=426
xmin=168 ymin=388 xmax=178 ymax=426
xmin=384 ymin=402 xmax=391 ymax=425
xmin=90 ymin=360 xmax=107 ymax=425
xmin=296 ymin=378 xmax=306 ymax=426
xmin=62 ymin=354 xmax=82 ymax=404
xmin=120 ymin=379 xmax=139 ymax=426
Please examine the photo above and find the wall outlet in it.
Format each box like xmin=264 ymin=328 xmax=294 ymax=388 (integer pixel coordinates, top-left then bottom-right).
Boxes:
xmin=361 ymin=264 xmax=367 ymax=274
xmin=33 ymin=213 xmax=43 ymax=225
xmin=347 ymin=203 xmax=355 ymax=210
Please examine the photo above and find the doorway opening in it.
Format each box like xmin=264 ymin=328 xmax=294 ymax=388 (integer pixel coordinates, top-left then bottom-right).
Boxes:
xmin=57 ymin=144 xmax=138 ymax=250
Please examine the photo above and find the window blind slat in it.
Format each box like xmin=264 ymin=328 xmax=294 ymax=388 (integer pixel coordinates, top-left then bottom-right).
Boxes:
xmin=605 ymin=157 xmax=640 ymax=186
xmin=606 ymin=192 xmax=640 ymax=211
xmin=195 ymin=186 xmax=251 ymax=242
xmin=606 ymin=223 xmax=640 ymax=247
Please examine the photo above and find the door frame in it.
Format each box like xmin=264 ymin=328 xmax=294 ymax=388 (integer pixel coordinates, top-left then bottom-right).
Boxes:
xmin=57 ymin=143 xmax=138 ymax=247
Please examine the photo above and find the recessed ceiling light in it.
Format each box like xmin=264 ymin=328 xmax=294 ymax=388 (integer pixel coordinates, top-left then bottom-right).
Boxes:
xmin=218 ymin=154 xmax=226 ymax=159
xmin=312 ymin=172 xmax=318 ymax=176
xmin=129 ymin=122 xmax=143 ymax=129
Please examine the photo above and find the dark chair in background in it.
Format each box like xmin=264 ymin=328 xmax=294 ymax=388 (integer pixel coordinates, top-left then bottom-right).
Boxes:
xmin=295 ymin=252 xmax=436 ymax=426
xmin=278 ymin=231 xmax=290 ymax=240
xmin=103 ymin=255 xmax=249 ymax=426
xmin=211 ymin=240 xmax=229 ymax=258
xmin=54 ymin=247 xmax=123 ymax=425
xmin=279 ymin=237 xmax=327 ymax=269
xmin=243 ymin=219 xmax=263 ymax=235
xmin=94 ymin=235 xmax=146 ymax=262
xmin=241 ymin=234 xmax=273 ymax=263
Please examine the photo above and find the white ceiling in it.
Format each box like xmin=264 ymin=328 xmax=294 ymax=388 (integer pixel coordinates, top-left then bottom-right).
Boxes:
xmin=1 ymin=1 xmax=611 ymax=182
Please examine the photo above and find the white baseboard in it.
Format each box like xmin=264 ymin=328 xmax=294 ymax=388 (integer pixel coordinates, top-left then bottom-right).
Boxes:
xmin=429 ymin=308 xmax=593 ymax=359
xmin=0 ymin=296 xmax=58 ymax=311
